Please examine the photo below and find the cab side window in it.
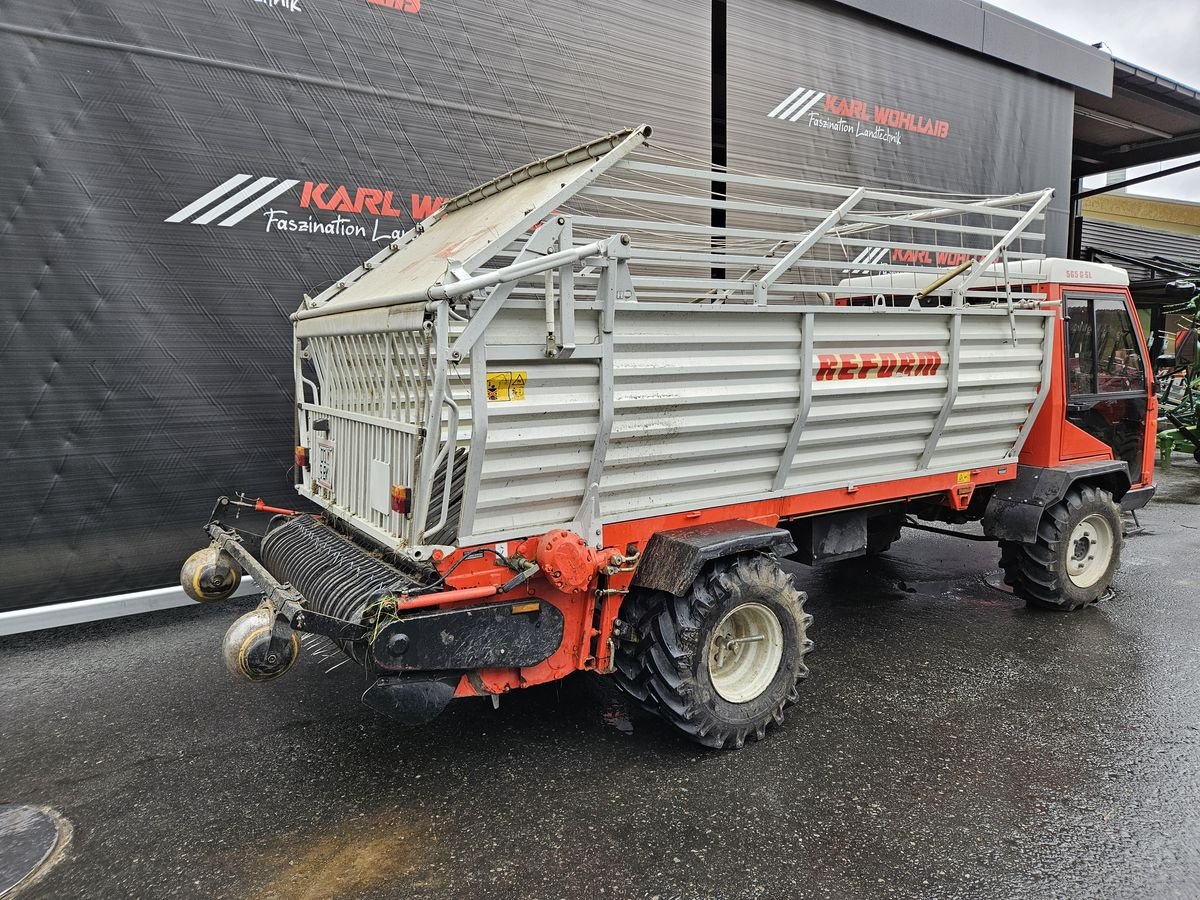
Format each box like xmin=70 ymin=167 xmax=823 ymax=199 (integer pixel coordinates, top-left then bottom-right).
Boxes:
xmin=1094 ymin=298 xmax=1145 ymax=393
xmin=1066 ymin=297 xmax=1096 ymax=395
xmin=1065 ymin=296 xmax=1144 ymax=395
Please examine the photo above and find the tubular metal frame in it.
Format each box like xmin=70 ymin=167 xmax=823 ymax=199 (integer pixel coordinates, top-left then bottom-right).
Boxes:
xmin=289 ymin=127 xmax=1059 ymax=555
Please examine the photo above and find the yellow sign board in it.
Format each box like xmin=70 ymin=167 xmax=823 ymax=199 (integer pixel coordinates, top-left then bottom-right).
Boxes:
xmin=956 ymin=470 xmax=971 ymax=484
xmin=486 ymin=371 xmax=527 ymax=402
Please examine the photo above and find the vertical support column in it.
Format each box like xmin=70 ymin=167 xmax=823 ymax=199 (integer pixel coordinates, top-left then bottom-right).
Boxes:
xmin=918 ymin=309 xmax=962 ymax=471
xmin=1067 ymin=176 xmax=1083 ymax=260
xmin=293 ymin=336 xmax=306 ymax=488
xmin=574 ymin=249 xmax=627 ymax=546
xmin=457 ymin=344 xmax=489 ymax=539
xmin=557 ymin=218 xmax=576 ymax=357
xmin=412 ymin=300 xmax=449 ymax=544
xmin=773 ymin=311 xmax=815 ymax=490
xmin=710 ymin=0 xmax=727 ymax=282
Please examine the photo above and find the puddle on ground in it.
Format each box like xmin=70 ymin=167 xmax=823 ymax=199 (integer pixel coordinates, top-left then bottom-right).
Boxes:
xmin=600 ymin=699 xmax=635 ymax=734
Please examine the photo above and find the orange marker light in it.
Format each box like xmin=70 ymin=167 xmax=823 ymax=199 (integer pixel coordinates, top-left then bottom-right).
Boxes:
xmin=295 ymin=446 xmax=308 ymax=469
xmin=390 ymin=485 xmax=410 ymax=514
xmin=510 ymin=601 xmax=540 ymax=614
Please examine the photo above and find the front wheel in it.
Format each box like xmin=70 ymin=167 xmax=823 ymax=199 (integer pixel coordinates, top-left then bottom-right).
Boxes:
xmin=614 ymin=553 xmax=812 ymax=749
xmin=999 ymin=484 xmax=1122 ymax=610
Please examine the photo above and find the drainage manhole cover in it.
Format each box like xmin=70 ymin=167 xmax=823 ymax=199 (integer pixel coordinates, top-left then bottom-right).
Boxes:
xmin=0 ymin=805 xmax=68 ymax=897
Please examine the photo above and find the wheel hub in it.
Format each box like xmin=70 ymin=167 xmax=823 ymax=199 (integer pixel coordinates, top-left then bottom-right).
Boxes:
xmin=707 ymin=602 xmax=784 ymax=704
xmin=1066 ymin=513 xmax=1114 ymax=589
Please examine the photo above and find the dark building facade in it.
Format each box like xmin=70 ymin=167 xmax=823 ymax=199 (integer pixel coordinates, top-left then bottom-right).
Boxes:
xmin=0 ymin=0 xmax=1111 ymax=607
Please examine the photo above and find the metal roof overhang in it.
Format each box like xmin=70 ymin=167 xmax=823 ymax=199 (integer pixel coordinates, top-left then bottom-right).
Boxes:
xmin=1073 ymin=59 xmax=1200 ymax=180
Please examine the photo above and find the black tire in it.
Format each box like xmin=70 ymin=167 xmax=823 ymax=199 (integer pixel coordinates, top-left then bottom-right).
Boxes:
xmin=613 ymin=553 xmax=812 ymax=749
xmin=999 ymin=484 xmax=1122 ymax=611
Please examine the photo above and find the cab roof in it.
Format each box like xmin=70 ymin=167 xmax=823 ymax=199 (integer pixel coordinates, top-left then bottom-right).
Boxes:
xmin=835 ymin=258 xmax=1129 ymax=297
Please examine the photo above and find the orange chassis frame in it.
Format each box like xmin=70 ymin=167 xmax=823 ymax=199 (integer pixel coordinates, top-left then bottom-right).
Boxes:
xmin=441 ymin=461 xmax=1016 ymax=700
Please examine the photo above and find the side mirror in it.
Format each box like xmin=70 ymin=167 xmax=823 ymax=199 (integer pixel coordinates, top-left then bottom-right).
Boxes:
xmin=1165 ymin=280 xmax=1197 ymax=298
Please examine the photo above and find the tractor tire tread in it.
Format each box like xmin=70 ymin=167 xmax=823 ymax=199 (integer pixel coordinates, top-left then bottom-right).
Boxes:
xmin=613 ymin=553 xmax=810 ymax=750
xmin=998 ymin=484 xmax=1122 ymax=611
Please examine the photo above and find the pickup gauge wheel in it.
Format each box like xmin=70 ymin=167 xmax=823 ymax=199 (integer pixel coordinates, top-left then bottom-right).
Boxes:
xmin=999 ymin=484 xmax=1123 ymax=611
xmin=180 ymin=546 xmax=242 ymax=603
xmin=222 ymin=607 xmax=300 ymax=682
xmin=614 ymin=554 xmax=812 ymax=749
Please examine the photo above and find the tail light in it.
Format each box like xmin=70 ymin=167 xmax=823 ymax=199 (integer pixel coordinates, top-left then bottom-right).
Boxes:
xmin=390 ymin=485 xmax=410 ymax=514
xmin=295 ymin=446 xmax=309 ymax=469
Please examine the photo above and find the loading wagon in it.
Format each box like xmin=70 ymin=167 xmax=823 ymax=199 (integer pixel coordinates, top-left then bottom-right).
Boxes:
xmin=182 ymin=126 xmax=1155 ymax=747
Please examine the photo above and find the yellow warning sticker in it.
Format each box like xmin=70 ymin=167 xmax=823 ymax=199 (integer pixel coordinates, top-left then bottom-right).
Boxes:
xmin=486 ymin=371 xmax=527 ymax=402
xmin=956 ymin=470 xmax=971 ymax=484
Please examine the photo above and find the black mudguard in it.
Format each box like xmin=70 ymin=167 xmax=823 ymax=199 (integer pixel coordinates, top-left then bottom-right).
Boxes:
xmin=632 ymin=519 xmax=796 ymax=596
xmin=982 ymin=461 xmax=1131 ymax=543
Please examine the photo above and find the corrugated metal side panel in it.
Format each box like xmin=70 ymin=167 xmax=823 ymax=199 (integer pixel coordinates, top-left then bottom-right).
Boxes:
xmin=467 ymin=305 xmax=1050 ymax=541
xmin=928 ymin=315 xmax=1048 ymax=471
xmin=472 ymin=368 xmax=600 ymax=534
xmin=784 ymin=313 xmax=951 ymax=490
xmin=470 ymin=306 xmax=601 ymax=534
xmin=601 ymin=309 xmax=802 ymax=515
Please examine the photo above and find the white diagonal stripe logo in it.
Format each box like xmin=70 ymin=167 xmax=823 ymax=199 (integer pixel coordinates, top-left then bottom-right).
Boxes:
xmin=769 ymin=86 xmax=809 ymax=119
xmin=768 ymin=87 xmax=828 ymax=122
xmin=166 ymin=174 xmax=303 ymax=226
xmin=843 ymin=246 xmax=890 ymax=274
xmin=871 ymin=247 xmax=890 ymax=267
xmin=788 ymin=91 xmax=826 ymax=121
xmin=192 ymin=176 xmax=283 ymax=225
xmin=843 ymin=247 xmax=872 ymax=274
xmin=860 ymin=247 xmax=889 ymax=273
xmin=778 ymin=89 xmax=815 ymax=120
xmin=773 ymin=89 xmax=814 ymax=121
xmin=164 ymin=173 xmax=254 ymax=223
xmin=218 ymin=179 xmax=300 ymax=226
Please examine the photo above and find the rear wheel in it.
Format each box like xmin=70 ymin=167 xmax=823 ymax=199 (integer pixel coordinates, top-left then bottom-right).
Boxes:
xmin=999 ymin=484 xmax=1122 ymax=610
xmin=614 ymin=553 xmax=812 ymax=749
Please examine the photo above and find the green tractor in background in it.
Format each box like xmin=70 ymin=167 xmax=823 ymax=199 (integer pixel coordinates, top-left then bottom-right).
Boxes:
xmin=1156 ymin=279 xmax=1200 ymax=466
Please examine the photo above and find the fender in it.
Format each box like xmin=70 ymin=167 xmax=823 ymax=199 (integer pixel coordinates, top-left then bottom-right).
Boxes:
xmin=632 ymin=520 xmax=796 ymax=596
xmin=982 ymin=461 xmax=1131 ymax=543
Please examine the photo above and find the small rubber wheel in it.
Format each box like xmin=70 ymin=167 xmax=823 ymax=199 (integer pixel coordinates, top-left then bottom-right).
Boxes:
xmin=180 ymin=546 xmax=242 ymax=602
xmin=614 ymin=554 xmax=812 ymax=749
xmin=222 ymin=607 xmax=300 ymax=682
xmin=999 ymin=484 xmax=1122 ymax=611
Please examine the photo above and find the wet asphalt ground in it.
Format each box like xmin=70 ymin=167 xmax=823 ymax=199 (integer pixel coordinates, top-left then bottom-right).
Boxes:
xmin=2 ymin=458 xmax=1199 ymax=900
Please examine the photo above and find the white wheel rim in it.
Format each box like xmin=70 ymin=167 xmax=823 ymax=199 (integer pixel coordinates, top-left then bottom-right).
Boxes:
xmin=707 ymin=602 xmax=784 ymax=704
xmin=1066 ymin=513 xmax=1115 ymax=589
